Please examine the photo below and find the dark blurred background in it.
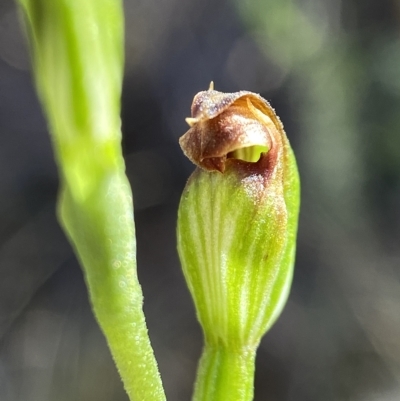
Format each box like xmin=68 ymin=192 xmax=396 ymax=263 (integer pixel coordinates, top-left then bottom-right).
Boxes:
xmin=1 ymin=0 xmax=400 ymax=400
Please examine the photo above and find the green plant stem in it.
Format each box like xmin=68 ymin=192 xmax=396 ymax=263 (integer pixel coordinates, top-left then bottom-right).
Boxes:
xmin=192 ymin=344 xmax=256 ymax=401
xmin=60 ymin=173 xmax=166 ymax=401
xmin=17 ymin=0 xmax=166 ymax=400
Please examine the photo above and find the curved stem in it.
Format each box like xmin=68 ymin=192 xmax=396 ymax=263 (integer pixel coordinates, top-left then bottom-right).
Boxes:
xmin=193 ymin=344 xmax=256 ymax=401
xmin=17 ymin=0 xmax=166 ymax=400
xmin=60 ymin=174 xmax=166 ymax=401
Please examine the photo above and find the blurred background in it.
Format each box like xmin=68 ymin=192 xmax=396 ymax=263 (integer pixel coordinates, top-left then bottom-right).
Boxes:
xmin=1 ymin=0 xmax=400 ymax=400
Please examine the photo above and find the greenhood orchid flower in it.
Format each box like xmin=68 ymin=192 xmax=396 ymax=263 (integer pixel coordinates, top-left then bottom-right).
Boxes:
xmin=177 ymin=83 xmax=300 ymax=401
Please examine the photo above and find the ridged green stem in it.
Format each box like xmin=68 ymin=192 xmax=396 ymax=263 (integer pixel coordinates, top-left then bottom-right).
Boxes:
xmin=193 ymin=344 xmax=256 ymax=401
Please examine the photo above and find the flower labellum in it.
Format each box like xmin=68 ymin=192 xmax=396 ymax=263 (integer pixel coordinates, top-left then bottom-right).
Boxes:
xmin=177 ymin=83 xmax=300 ymax=401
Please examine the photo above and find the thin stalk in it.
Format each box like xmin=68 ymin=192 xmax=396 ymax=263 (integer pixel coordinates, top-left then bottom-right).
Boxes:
xmin=60 ymin=174 xmax=166 ymax=401
xmin=17 ymin=0 xmax=166 ymax=400
xmin=192 ymin=344 xmax=256 ymax=401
